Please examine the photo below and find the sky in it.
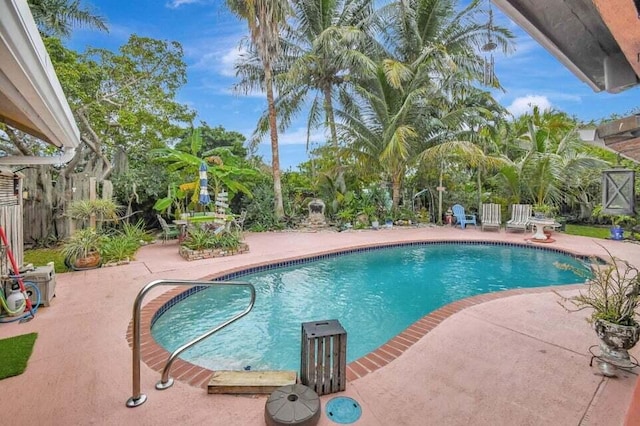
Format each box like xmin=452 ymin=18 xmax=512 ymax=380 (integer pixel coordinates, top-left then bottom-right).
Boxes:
xmin=67 ymin=0 xmax=640 ymax=170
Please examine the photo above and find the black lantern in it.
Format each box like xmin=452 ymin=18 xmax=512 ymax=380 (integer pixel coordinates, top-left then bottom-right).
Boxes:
xmin=602 ymin=169 xmax=635 ymax=215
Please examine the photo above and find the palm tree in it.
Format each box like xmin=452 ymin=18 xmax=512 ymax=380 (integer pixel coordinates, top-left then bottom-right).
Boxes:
xmin=338 ymin=0 xmax=513 ymax=210
xmin=28 ymin=0 xmax=108 ymax=37
xmin=226 ymin=0 xmax=291 ymax=219
xmin=236 ymin=0 xmax=379 ymax=197
xmin=514 ymin=111 xmax=608 ymax=209
xmin=378 ymin=0 xmax=512 ymax=83
xmin=269 ymin=0 xmax=377 ymax=147
xmin=338 ymin=61 xmax=434 ymax=208
xmin=490 ymin=108 xmax=608 ymax=222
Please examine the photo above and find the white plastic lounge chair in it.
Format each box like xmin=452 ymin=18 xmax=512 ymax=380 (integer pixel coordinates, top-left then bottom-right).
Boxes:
xmin=505 ymin=204 xmax=532 ymax=233
xmin=481 ymin=203 xmax=501 ymax=231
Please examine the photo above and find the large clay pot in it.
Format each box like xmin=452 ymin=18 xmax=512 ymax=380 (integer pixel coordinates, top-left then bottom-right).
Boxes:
xmin=73 ymin=252 xmax=101 ymax=270
xmin=594 ymin=319 xmax=640 ymax=368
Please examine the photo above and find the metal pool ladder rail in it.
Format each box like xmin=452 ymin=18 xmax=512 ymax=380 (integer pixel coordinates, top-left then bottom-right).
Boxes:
xmin=126 ymin=279 xmax=256 ymax=408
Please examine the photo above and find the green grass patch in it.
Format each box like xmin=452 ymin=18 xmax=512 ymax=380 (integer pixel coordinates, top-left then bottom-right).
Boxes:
xmin=0 ymin=332 xmax=38 ymax=380
xmin=564 ymin=224 xmax=611 ymax=239
xmin=23 ymin=248 xmax=70 ymax=273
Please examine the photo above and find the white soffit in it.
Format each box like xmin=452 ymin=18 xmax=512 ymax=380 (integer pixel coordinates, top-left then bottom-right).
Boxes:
xmin=0 ymin=0 xmax=80 ymax=163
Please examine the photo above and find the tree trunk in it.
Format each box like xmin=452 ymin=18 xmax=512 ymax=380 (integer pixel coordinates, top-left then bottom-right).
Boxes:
xmin=438 ymin=169 xmax=443 ymax=225
xmin=392 ymin=174 xmax=401 ymax=209
xmin=477 ymin=170 xmax=482 ymax=218
xmin=265 ymin=64 xmax=284 ymax=219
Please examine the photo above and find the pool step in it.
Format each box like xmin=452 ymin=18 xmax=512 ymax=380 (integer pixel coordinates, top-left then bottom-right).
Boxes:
xmin=207 ymin=370 xmax=297 ymax=394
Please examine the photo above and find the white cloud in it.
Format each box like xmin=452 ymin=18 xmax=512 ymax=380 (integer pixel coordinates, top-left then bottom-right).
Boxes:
xmin=166 ymin=0 xmax=201 ymax=9
xmin=220 ymin=46 xmax=245 ymax=77
xmin=507 ymin=95 xmax=552 ymax=117
xmin=187 ymin=41 xmax=252 ymax=81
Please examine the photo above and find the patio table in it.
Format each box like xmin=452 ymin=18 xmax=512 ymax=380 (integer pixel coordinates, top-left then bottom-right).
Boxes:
xmin=529 ymin=218 xmax=556 ymax=241
xmin=172 ymin=219 xmax=188 ymax=242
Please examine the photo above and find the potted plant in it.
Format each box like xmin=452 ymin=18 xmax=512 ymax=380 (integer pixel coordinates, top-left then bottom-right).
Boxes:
xmin=533 ymin=203 xmax=554 ymax=219
xmin=62 ymin=228 xmax=103 ymax=270
xmin=371 ymin=216 xmax=380 ymax=230
xmin=555 ymin=248 xmax=640 ymax=376
xmin=336 ymin=208 xmax=355 ymax=230
xmin=610 ymin=215 xmax=636 ymax=241
xmin=592 ymin=205 xmax=636 ymax=241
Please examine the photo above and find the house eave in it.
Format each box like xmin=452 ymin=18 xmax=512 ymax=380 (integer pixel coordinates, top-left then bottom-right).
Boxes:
xmin=0 ymin=0 xmax=80 ymax=164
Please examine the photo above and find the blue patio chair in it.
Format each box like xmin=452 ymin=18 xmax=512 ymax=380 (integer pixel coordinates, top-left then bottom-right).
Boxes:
xmin=452 ymin=204 xmax=477 ymax=229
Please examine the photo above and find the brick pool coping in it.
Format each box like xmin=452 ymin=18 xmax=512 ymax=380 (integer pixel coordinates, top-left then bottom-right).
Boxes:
xmin=127 ymin=239 xmax=590 ymax=389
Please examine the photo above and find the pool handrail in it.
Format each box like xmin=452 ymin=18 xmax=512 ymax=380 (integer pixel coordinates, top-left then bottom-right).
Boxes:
xmin=126 ymin=279 xmax=256 ymax=408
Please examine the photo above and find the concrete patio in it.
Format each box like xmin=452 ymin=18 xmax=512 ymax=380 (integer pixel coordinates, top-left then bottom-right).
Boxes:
xmin=1 ymin=226 xmax=639 ymax=425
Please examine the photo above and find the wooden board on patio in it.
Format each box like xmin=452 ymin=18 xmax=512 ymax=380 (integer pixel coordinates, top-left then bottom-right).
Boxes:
xmin=207 ymin=370 xmax=297 ymax=394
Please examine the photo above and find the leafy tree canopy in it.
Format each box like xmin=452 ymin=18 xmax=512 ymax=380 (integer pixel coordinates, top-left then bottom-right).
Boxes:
xmin=43 ymin=35 xmax=195 ymax=179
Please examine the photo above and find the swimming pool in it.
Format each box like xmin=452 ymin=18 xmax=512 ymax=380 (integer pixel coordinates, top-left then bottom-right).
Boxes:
xmin=151 ymin=242 xmax=589 ymax=372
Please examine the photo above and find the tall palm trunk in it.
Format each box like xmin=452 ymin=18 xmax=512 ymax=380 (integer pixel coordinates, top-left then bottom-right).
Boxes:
xmin=265 ymin=64 xmax=284 ymax=219
xmin=438 ymin=168 xmax=444 ymax=225
xmin=323 ymin=84 xmax=344 ymax=190
xmin=392 ymin=172 xmax=402 ymax=209
xmin=477 ymin=169 xmax=482 ymax=218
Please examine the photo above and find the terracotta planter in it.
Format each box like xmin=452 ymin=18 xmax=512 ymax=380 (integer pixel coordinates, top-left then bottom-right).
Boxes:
xmin=594 ymin=319 xmax=640 ymax=368
xmin=74 ymin=252 xmax=101 ymax=270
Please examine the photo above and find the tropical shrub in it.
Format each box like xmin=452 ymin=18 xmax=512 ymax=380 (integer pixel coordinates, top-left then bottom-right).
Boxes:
xmin=100 ymin=234 xmax=140 ymax=263
xmin=67 ymin=199 xmax=121 ymax=228
xmin=244 ymin=181 xmax=284 ymax=231
xmin=121 ymin=219 xmax=154 ymax=244
xmin=182 ymin=226 xmax=242 ymax=251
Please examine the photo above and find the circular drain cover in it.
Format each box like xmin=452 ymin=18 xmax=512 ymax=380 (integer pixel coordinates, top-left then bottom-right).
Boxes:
xmin=325 ymin=396 xmax=362 ymax=424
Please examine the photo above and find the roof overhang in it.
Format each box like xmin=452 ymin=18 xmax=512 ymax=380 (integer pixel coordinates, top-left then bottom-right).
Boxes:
xmin=492 ymin=0 xmax=640 ymax=94
xmin=0 ymin=0 xmax=80 ymax=164
xmin=593 ymin=114 xmax=640 ymax=160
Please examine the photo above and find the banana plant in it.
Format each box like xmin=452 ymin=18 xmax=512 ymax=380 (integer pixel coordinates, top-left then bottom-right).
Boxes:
xmin=151 ymin=129 xmax=256 ymax=210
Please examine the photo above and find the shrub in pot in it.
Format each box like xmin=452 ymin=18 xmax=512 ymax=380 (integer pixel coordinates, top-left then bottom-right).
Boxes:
xmin=555 ymin=247 xmax=640 ymax=375
xmin=533 ymin=203 xmax=554 ymax=219
xmin=61 ymin=228 xmax=103 ymax=270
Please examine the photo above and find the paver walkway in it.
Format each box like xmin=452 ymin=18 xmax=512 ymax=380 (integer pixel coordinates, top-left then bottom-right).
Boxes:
xmin=1 ymin=226 xmax=639 ymax=425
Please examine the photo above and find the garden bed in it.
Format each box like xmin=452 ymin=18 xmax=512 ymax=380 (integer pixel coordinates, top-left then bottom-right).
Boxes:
xmin=178 ymin=242 xmax=249 ymax=261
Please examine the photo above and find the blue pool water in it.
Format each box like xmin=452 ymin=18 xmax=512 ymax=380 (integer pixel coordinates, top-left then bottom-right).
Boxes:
xmin=151 ymin=243 xmax=588 ymax=371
